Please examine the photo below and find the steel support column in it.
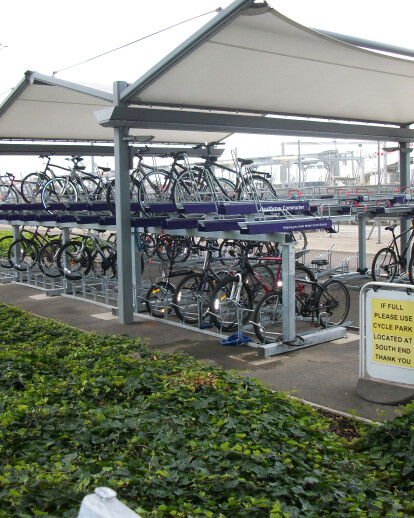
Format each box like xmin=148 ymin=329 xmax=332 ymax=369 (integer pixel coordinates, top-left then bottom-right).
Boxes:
xmin=399 ymin=141 xmax=411 ymax=263
xmin=358 ymin=215 xmax=368 ymax=274
xmin=281 ymin=242 xmax=296 ymax=342
xmin=113 ymin=81 xmax=133 ymax=324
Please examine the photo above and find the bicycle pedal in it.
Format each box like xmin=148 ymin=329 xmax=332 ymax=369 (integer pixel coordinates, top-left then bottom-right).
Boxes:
xmin=199 ymin=323 xmax=213 ymax=329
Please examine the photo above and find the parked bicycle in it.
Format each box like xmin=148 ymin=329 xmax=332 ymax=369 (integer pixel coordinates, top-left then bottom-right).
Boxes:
xmin=7 ymin=227 xmax=62 ymax=273
xmin=41 ymin=157 xmax=110 ymax=212
xmin=56 ymin=231 xmax=117 ymax=281
xmin=171 ymin=153 xmax=278 ymax=210
xmin=252 ymin=274 xmax=350 ymax=343
xmin=371 ymin=218 xmax=414 ymax=283
xmin=21 ymin=155 xmax=73 ymax=203
xmin=207 ymin=244 xmax=312 ymax=333
xmin=145 ymin=245 xmax=193 ymax=318
xmin=172 ymin=242 xmax=229 ymax=324
xmin=0 ymin=173 xmax=25 ymax=203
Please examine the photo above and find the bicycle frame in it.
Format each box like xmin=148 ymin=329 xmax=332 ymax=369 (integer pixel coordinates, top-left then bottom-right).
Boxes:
xmin=387 ymin=221 xmax=414 ymax=267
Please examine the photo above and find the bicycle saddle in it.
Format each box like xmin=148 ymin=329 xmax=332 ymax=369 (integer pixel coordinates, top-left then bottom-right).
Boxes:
xmin=98 ymin=166 xmax=111 ymax=173
xmin=385 ymin=224 xmax=398 ymax=231
xmin=238 ymin=158 xmax=254 ymax=166
xmin=201 ymin=155 xmax=218 ymax=163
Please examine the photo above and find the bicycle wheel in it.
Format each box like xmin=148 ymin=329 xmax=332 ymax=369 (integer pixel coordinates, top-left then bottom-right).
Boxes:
xmin=291 ymin=230 xmax=308 ymax=250
xmin=316 ymin=279 xmax=350 ymax=327
xmin=56 ymin=240 xmax=92 ymax=280
xmin=145 ymin=281 xmax=175 ymax=318
xmin=37 ymin=239 xmax=63 ymax=278
xmin=8 ymin=238 xmax=39 ymax=272
xmin=41 ymin=177 xmax=78 ymax=212
xmin=138 ymin=171 xmax=172 ymax=216
xmin=141 ymin=233 xmax=156 ymax=258
xmin=156 ymin=235 xmax=172 ymax=262
xmin=173 ymin=273 xmax=215 ymax=324
xmin=218 ymin=239 xmax=246 ymax=266
xmin=106 ymin=178 xmax=140 ymax=214
xmin=21 ymin=172 xmax=49 ymax=203
xmin=294 ymin=264 xmax=317 ymax=316
xmin=371 ymin=247 xmax=398 ymax=282
xmin=172 ymin=169 xmax=214 ymax=208
xmin=0 ymin=235 xmax=15 ymax=268
xmin=91 ymin=246 xmax=117 ymax=278
xmin=408 ymin=254 xmax=414 ymax=285
xmin=252 ymin=290 xmax=283 ymax=343
xmin=0 ymin=185 xmax=19 ymax=203
xmin=166 ymin=236 xmax=191 ymax=263
xmin=251 ymin=174 xmax=278 ymax=200
xmin=209 ymin=275 xmax=253 ymax=333
xmin=216 ymin=177 xmax=236 ymax=201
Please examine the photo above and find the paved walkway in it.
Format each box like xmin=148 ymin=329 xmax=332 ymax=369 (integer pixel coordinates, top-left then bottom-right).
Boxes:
xmin=0 ymin=280 xmax=408 ymax=422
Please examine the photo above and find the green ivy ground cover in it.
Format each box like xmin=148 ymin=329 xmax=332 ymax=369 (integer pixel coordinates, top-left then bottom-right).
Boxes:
xmin=0 ymin=303 xmax=413 ymax=518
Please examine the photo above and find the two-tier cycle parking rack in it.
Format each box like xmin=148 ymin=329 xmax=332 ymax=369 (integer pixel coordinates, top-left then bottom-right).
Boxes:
xmin=2 ymin=185 xmax=414 ymax=357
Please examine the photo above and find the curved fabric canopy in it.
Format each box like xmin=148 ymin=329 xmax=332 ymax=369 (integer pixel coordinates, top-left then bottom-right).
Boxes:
xmin=122 ymin=1 xmax=414 ymax=126
xmin=0 ymin=72 xmax=231 ymax=144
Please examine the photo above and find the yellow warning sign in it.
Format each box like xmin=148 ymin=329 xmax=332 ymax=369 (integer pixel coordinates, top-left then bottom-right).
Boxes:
xmin=371 ymin=299 xmax=414 ymax=368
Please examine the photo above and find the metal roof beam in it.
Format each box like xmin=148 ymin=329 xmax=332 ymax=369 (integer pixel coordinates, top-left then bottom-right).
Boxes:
xmin=0 ymin=143 xmax=115 ymax=156
xmin=0 ymin=143 xmax=225 ymax=158
xmin=95 ymin=106 xmax=414 ymax=142
xmin=312 ymin=29 xmax=414 ymax=60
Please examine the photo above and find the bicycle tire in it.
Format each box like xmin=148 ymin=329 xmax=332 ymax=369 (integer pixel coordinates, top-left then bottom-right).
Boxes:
xmin=41 ymin=177 xmax=78 ymax=212
xmin=21 ymin=172 xmax=49 ymax=203
xmin=156 ymin=235 xmax=172 ymax=262
xmin=56 ymin=240 xmax=92 ymax=280
xmin=172 ymin=169 xmax=215 ymax=208
xmin=251 ymin=174 xmax=278 ymax=200
xmin=173 ymin=272 xmax=215 ymax=324
xmin=216 ymin=177 xmax=236 ymax=201
xmin=141 ymin=233 xmax=156 ymax=258
xmin=371 ymin=247 xmax=398 ymax=282
xmin=408 ymin=254 xmax=414 ymax=285
xmin=91 ymin=245 xmax=117 ymax=278
xmin=145 ymin=281 xmax=175 ymax=318
xmin=8 ymin=238 xmax=39 ymax=272
xmin=0 ymin=235 xmax=15 ymax=268
xmin=0 ymin=185 xmax=19 ymax=203
xmin=106 ymin=178 xmax=140 ymax=215
xmin=37 ymin=239 xmax=63 ymax=278
xmin=166 ymin=236 xmax=191 ymax=263
xmin=208 ymin=275 xmax=253 ymax=333
xmin=138 ymin=171 xmax=172 ymax=216
xmin=252 ymin=290 xmax=283 ymax=343
xmin=291 ymin=230 xmax=308 ymax=250
xmin=218 ymin=239 xmax=246 ymax=266
xmin=316 ymin=279 xmax=350 ymax=327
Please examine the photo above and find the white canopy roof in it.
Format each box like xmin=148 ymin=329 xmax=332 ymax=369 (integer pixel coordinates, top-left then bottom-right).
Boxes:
xmin=0 ymin=72 xmax=231 ymax=144
xmin=122 ymin=0 xmax=414 ymax=126
xmin=2 ymin=0 xmax=414 ymax=147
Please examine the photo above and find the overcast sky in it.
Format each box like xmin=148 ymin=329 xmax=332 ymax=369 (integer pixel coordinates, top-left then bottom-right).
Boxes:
xmin=1 ymin=0 xmax=414 ymax=173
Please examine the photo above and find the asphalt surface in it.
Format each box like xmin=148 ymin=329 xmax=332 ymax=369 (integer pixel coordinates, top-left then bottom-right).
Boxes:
xmin=0 ymin=278 xmax=409 ymax=422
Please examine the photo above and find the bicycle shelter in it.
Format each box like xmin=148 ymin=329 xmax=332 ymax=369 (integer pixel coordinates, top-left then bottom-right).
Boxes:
xmin=1 ymin=0 xmax=414 ymax=355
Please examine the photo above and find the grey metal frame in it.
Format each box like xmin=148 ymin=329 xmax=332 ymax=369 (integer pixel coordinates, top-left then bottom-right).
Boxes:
xmin=96 ymin=106 xmax=414 ymax=143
